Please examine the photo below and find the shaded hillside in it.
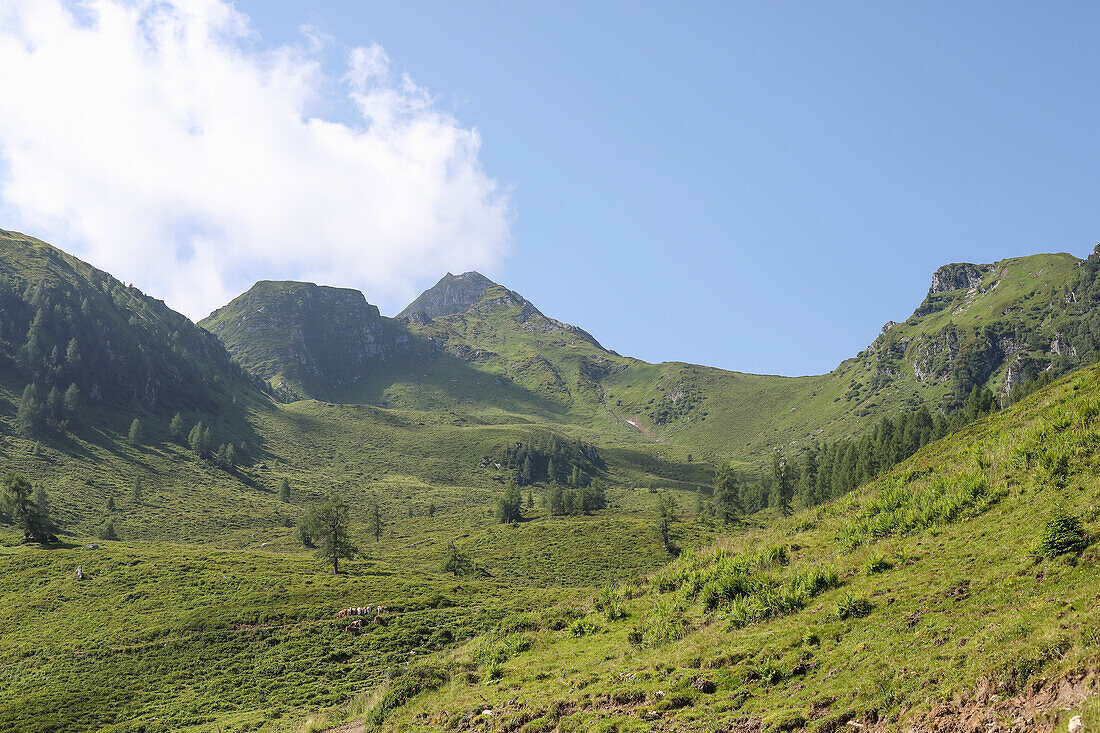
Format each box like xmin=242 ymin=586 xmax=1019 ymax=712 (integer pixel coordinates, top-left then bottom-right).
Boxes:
xmin=0 ymin=228 xmax=258 ymax=417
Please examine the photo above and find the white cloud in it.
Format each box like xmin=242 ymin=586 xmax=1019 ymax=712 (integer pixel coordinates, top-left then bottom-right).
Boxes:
xmin=0 ymin=0 xmax=510 ymax=318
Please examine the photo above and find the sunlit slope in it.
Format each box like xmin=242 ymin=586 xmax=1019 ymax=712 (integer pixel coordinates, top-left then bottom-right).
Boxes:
xmin=372 ymin=362 xmax=1100 ymax=732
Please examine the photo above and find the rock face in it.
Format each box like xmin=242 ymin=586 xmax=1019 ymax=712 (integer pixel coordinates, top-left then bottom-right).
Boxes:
xmin=200 ymin=281 xmax=401 ymax=399
xmin=397 ymin=271 xmax=498 ymax=320
xmin=930 ymin=263 xmax=991 ymax=293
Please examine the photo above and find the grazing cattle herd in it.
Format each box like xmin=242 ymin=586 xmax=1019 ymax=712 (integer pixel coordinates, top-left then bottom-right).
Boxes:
xmin=336 ymin=605 xmax=389 ymax=634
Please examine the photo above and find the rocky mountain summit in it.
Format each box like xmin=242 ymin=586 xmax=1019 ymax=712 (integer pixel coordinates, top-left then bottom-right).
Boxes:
xmin=200 ymin=281 xmax=403 ymax=399
xmin=397 ymin=271 xmax=498 ymax=320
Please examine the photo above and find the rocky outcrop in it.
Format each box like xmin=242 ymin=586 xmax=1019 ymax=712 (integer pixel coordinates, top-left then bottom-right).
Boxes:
xmin=201 ymin=281 xmax=401 ymax=398
xmin=930 ymin=263 xmax=991 ymax=293
xmin=398 ymin=271 xmax=497 ymax=320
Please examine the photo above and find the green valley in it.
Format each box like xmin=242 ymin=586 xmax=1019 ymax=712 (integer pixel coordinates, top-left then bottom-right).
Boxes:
xmin=2 ymin=228 xmax=1100 ymax=732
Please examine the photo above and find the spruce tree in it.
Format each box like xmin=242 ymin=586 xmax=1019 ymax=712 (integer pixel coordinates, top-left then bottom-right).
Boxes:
xmin=169 ymin=413 xmax=185 ymax=443
xmin=1 ymin=473 xmax=57 ymax=543
xmin=713 ymin=464 xmax=742 ymax=524
xmin=302 ymin=495 xmax=358 ymax=574
xmin=365 ymin=495 xmax=383 ymax=542
xmin=128 ymin=418 xmax=144 ymax=446
xmin=63 ymin=383 xmax=80 ymax=420
xmin=277 ymin=478 xmax=291 ymax=502
xmin=15 ymin=383 xmax=43 ymax=436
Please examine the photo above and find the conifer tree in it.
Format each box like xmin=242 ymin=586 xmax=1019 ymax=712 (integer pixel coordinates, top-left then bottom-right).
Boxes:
xmin=713 ymin=464 xmax=742 ymax=524
xmin=1 ymin=473 xmax=57 ymax=543
xmin=654 ymin=494 xmax=677 ymax=553
xmin=365 ymin=494 xmax=383 ymax=542
xmin=497 ymin=482 xmax=523 ymax=523
xmin=169 ymin=413 xmax=185 ymax=443
xmin=15 ymin=383 xmax=43 ymax=436
xmin=128 ymin=418 xmax=144 ymax=446
xmin=303 ymin=494 xmax=358 ymax=574
xmin=63 ymin=383 xmax=80 ymax=421
xmin=277 ymin=478 xmax=291 ymax=502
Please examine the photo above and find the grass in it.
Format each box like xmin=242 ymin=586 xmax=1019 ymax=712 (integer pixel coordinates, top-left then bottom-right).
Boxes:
xmin=371 ymin=362 xmax=1100 ymax=731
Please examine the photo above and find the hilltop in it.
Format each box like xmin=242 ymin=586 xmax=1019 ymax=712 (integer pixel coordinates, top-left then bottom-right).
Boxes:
xmin=200 ymin=281 xmax=405 ymax=401
xmin=208 ymin=249 xmax=1100 ymax=464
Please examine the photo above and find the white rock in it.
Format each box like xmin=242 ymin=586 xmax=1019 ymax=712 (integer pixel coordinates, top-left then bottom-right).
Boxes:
xmin=1068 ymin=715 xmax=1084 ymax=733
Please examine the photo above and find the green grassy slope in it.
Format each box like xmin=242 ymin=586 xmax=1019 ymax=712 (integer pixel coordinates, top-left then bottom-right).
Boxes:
xmin=370 ymin=363 xmax=1100 ymax=732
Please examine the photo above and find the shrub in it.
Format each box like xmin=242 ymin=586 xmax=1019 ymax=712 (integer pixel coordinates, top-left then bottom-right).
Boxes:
xmin=836 ymin=594 xmax=872 ymax=620
xmin=1033 ymin=510 xmax=1088 ymax=559
xmin=864 ymin=555 xmax=893 ymax=574
xmin=568 ymin=617 xmax=602 ymax=637
xmin=594 ymin=584 xmax=628 ymax=621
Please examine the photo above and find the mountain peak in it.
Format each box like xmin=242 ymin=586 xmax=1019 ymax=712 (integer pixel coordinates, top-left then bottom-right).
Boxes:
xmin=199 ymin=279 xmax=397 ymax=399
xmin=397 ymin=270 xmax=499 ymax=320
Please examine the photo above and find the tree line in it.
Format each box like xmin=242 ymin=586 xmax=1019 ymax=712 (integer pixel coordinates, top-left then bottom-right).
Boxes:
xmin=710 ymin=387 xmax=1001 ymax=522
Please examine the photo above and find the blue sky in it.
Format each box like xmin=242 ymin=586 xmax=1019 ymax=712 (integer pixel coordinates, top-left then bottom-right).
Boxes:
xmin=3 ymin=2 xmax=1098 ymax=376
xmin=232 ymin=1 xmax=1100 ymax=375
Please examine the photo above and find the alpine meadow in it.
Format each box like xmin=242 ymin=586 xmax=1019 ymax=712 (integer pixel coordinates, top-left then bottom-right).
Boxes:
xmin=2 ymin=3 xmax=1100 ymax=733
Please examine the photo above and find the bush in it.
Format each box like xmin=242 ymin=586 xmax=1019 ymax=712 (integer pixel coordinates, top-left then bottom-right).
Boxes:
xmin=864 ymin=555 xmax=893 ymax=574
xmin=1033 ymin=510 xmax=1088 ymax=559
xmin=568 ymin=617 xmax=602 ymax=637
xmin=836 ymin=593 xmax=872 ymax=620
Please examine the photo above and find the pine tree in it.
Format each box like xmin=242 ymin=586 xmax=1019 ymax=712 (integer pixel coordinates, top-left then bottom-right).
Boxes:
xmin=128 ymin=418 xmax=144 ymax=446
xmin=713 ymin=464 xmax=742 ymax=524
xmin=497 ymin=482 xmax=523 ymax=523
xmin=132 ymin=479 xmax=143 ymax=505
xmin=65 ymin=338 xmax=81 ymax=368
xmin=225 ymin=443 xmax=238 ymax=466
xmin=771 ymin=450 xmax=793 ymax=516
xmin=1 ymin=473 xmax=57 ymax=543
xmin=63 ymin=383 xmax=80 ymax=420
xmin=169 ymin=413 xmax=185 ymax=443
xmin=15 ymin=383 xmax=43 ymax=436
xmin=302 ymin=495 xmax=358 ymax=574
xmin=277 ymin=478 xmax=291 ymax=502
xmin=654 ymin=494 xmax=677 ymax=553
xmin=365 ymin=495 xmax=383 ymax=542
xmin=46 ymin=387 xmax=63 ymax=425
xmin=442 ymin=540 xmax=474 ymax=577
xmin=105 ymin=494 xmax=115 ymax=512
xmin=98 ymin=518 xmax=118 ymax=541
xmin=549 ymin=485 xmax=565 ymax=516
